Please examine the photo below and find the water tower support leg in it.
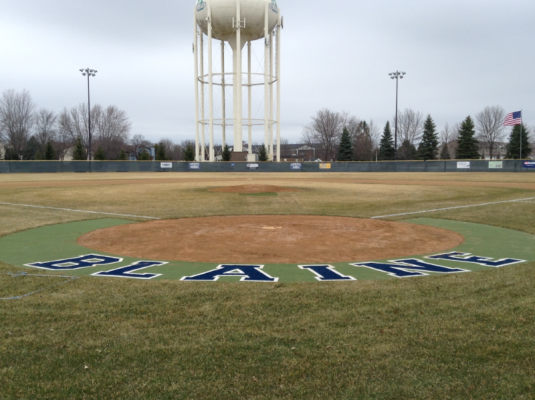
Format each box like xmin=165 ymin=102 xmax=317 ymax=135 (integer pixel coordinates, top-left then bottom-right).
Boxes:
xmin=200 ymin=32 xmax=205 ymax=161
xmin=248 ymin=41 xmax=252 ymax=156
xmin=221 ymin=40 xmax=226 ymax=148
xmin=208 ymin=4 xmax=214 ymax=162
xmin=269 ymin=31 xmax=274 ymax=160
xmin=235 ymin=0 xmax=243 ymax=152
xmin=264 ymin=3 xmax=269 ymax=153
xmin=276 ymin=16 xmax=281 ymax=162
xmin=193 ymin=15 xmax=200 ymax=162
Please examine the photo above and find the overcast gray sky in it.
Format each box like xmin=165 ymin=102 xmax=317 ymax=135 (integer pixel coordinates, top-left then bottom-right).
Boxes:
xmin=1 ymin=0 xmax=533 ymax=144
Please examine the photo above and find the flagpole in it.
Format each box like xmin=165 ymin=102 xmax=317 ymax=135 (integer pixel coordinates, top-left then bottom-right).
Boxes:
xmin=519 ymin=109 xmax=523 ymax=160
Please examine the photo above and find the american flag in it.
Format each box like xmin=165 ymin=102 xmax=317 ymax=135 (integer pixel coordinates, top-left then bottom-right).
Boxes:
xmin=503 ymin=111 xmax=522 ymax=126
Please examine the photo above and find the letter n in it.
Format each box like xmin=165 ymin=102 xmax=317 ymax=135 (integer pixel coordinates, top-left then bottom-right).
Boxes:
xmin=351 ymin=259 xmax=468 ymax=278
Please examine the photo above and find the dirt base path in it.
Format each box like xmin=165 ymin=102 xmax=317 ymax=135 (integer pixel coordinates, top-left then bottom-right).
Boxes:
xmin=78 ymin=215 xmax=464 ymax=264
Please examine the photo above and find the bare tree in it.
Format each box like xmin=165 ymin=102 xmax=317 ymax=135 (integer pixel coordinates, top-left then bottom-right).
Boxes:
xmin=440 ymin=123 xmax=453 ymax=145
xmin=0 ymin=89 xmax=35 ymax=157
xmin=33 ymin=108 xmax=57 ymax=151
xmin=60 ymin=104 xmax=130 ymax=159
xmin=93 ymin=105 xmax=131 ymax=159
xmin=55 ymin=106 xmax=88 ymax=159
xmin=130 ymin=134 xmax=152 ymax=158
xmin=67 ymin=104 xmax=90 ymax=146
xmin=56 ymin=109 xmax=72 ymax=160
xmin=396 ymin=109 xmax=424 ymax=146
xmin=448 ymin=122 xmax=463 ymax=158
xmin=476 ymin=105 xmax=506 ymax=159
xmin=368 ymin=120 xmax=380 ymax=146
xmin=438 ymin=123 xmax=454 ymax=159
xmin=343 ymin=114 xmax=361 ymax=143
xmin=301 ymin=108 xmax=345 ymax=160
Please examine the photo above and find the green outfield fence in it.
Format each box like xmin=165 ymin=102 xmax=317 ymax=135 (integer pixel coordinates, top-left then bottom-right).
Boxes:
xmin=0 ymin=160 xmax=534 ymax=173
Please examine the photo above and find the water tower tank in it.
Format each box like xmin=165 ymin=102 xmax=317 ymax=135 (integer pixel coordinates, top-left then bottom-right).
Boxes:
xmin=196 ymin=0 xmax=279 ymax=44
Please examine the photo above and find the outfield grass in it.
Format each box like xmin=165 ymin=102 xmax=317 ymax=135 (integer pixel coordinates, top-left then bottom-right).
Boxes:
xmin=1 ymin=172 xmax=535 ymax=399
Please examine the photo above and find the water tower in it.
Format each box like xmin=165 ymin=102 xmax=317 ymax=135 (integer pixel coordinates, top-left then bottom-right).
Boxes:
xmin=193 ymin=0 xmax=282 ymax=161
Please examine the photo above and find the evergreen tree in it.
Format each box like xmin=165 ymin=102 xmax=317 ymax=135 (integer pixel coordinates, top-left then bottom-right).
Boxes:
xmin=222 ymin=144 xmax=232 ymax=161
xmin=397 ymin=139 xmax=417 ymax=160
xmin=94 ymin=146 xmax=106 ymax=161
xmin=417 ymin=115 xmax=439 ymax=160
xmin=72 ymin=137 xmax=87 ymax=160
xmin=184 ymin=144 xmax=195 ymax=161
xmin=155 ymin=143 xmax=167 ymax=161
xmin=118 ymin=149 xmax=128 ymax=160
xmin=258 ymin=144 xmax=268 ymax=162
xmin=378 ymin=121 xmax=395 ymax=160
xmin=336 ymin=127 xmax=353 ymax=161
xmin=22 ymin=136 xmax=41 ymax=160
xmin=138 ymin=149 xmax=151 ymax=161
xmin=439 ymin=142 xmax=451 ymax=160
xmin=505 ymin=124 xmax=531 ymax=159
xmin=455 ymin=116 xmax=480 ymax=159
xmin=45 ymin=141 xmax=55 ymax=160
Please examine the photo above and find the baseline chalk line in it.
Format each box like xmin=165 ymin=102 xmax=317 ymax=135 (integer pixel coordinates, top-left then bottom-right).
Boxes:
xmin=0 ymin=202 xmax=160 ymax=220
xmin=371 ymin=196 xmax=535 ymax=219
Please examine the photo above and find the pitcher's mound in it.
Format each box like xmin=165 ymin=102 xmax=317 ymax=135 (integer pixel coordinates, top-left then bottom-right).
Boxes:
xmin=208 ymin=185 xmax=303 ymax=193
xmin=78 ymin=216 xmax=464 ymax=264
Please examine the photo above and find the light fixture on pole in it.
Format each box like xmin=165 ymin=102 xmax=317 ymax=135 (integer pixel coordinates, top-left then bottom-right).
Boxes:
xmin=389 ymin=71 xmax=405 ymax=159
xmin=79 ymin=68 xmax=97 ymax=160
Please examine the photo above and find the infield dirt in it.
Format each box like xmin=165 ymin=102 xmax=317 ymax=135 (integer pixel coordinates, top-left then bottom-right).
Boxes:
xmin=77 ymin=215 xmax=465 ymax=263
xmin=208 ymin=184 xmax=303 ymax=193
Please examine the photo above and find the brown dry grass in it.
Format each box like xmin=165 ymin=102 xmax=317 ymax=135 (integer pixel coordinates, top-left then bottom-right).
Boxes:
xmin=1 ymin=171 xmax=535 ymax=184
xmin=1 ymin=176 xmax=532 ymax=237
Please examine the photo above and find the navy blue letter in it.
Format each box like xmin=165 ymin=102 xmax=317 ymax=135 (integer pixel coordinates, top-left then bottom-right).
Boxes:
xmin=428 ymin=252 xmax=525 ymax=267
xmin=300 ymin=265 xmax=356 ymax=281
xmin=25 ymin=254 xmax=122 ymax=270
xmin=92 ymin=261 xmax=166 ymax=279
xmin=181 ymin=265 xmax=278 ymax=282
xmin=352 ymin=258 xmax=468 ymax=278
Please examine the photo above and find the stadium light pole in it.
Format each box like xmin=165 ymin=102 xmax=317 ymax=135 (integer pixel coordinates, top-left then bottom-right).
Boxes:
xmin=389 ymin=71 xmax=406 ymax=160
xmin=80 ymin=68 xmax=97 ymax=160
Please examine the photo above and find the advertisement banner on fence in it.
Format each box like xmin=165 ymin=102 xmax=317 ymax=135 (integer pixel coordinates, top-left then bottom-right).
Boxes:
xmin=160 ymin=162 xmax=173 ymax=169
xmin=247 ymin=163 xmax=259 ymax=170
xmin=188 ymin=163 xmax=201 ymax=170
xmin=457 ymin=161 xmax=470 ymax=169
xmin=524 ymin=161 xmax=535 ymax=169
xmin=319 ymin=163 xmax=331 ymax=170
xmin=489 ymin=161 xmax=503 ymax=169
xmin=290 ymin=163 xmax=302 ymax=170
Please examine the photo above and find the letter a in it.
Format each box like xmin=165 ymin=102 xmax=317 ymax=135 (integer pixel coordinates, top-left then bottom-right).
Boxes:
xmin=181 ymin=265 xmax=278 ymax=282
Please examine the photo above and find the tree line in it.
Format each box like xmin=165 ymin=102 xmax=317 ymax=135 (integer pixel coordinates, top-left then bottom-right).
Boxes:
xmin=2 ymin=88 xmax=531 ymax=162
xmin=303 ymin=106 xmax=532 ymax=162
xmin=0 ymin=89 xmax=196 ymax=161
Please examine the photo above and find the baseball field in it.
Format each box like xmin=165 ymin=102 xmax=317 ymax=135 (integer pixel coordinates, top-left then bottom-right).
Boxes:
xmin=1 ymin=171 xmax=535 ymax=399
